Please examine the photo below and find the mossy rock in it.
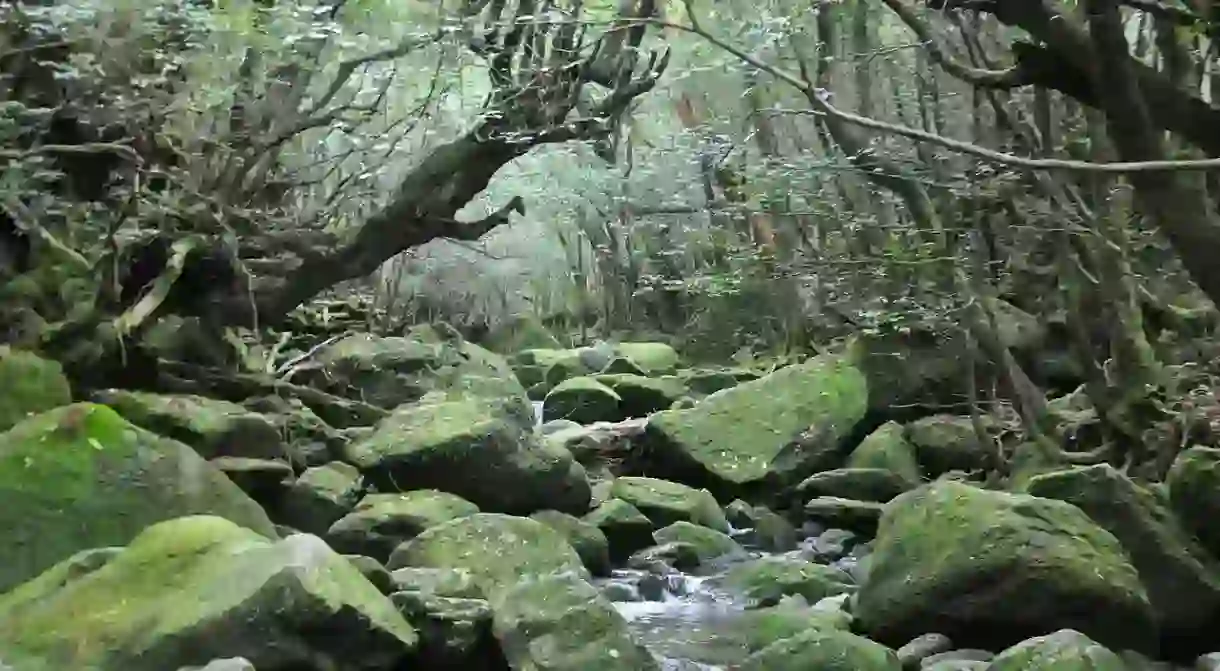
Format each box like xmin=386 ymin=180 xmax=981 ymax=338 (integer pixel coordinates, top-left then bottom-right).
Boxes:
xmin=543 ymin=377 xmax=624 ymax=424
xmin=716 ymin=556 xmax=855 ymax=607
xmin=1166 ymin=446 xmax=1220 ymax=559
xmin=904 ymin=415 xmax=991 ymax=475
xmin=0 ymin=403 xmax=276 ymax=594
xmin=529 ymin=510 xmax=612 ymax=577
xmin=739 ymin=628 xmax=902 ymax=671
xmin=653 ymin=521 xmax=742 ymax=561
xmin=1024 ymin=464 xmax=1220 ymax=652
xmin=489 ymin=572 xmax=659 ymax=671
xmin=0 ymin=347 xmax=71 ymax=432
xmin=345 ymin=393 xmax=590 ymax=515
xmin=846 ymin=421 xmax=922 ymax=485
xmin=611 ymin=342 xmax=680 ymax=374
xmin=387 ymin=513 xmax=588 ymax=599
xmin=276 ymin=461 xmax=363 ymax=535
xmin=0 ymin=515 xmax=416 ymax=670
xmin=327 ymin=490 xmax=480 ymax=562
xmin=803 ymin=497 xmax=885 ymax=535
xmin=514 ymin=349 xmax=591 ymax=389
xmin=641 ymin=353 xmax=868 ymax=499
xmin=481 ymin=315 xmax=562 ymax=353
xmin=795 ymin=468 xmax=914 ymax=503
xmin=93 ymin=390 xmax=284 ymax=461
xmin=855 ymin=481 xmax=1156 ymax=655
xmin=583 ymin=498 xmax=656 ymax=562
xmin=593 ymin=374 xmax=686 ymax=417
xmin=986 ymin=629 xmax=1126 ymax=671
xmin=608 ymin=476 xmax=730 ymax=533
xmin=600 ymin=356 xmax=649 ymax=376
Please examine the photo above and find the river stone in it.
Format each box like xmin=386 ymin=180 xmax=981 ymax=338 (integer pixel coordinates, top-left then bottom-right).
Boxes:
xmin=640 ymin=353 xmax=867 ymax=499
xmin=0 ymin=516 xmax=416 ymax=670
xmin=529 ymin=510 xmax=612 ymax=577
xmin=390 ymin=591 xmax=500 ymax=670
xmin=593 ymin=374 xmax=686 ymax=417
xmin=390 ymin=567 xmax=483 ymax=599
xmin=739 ymin=627 xmax=902 ymax=670
xmin=490 ymin=572 xmax=659 ymax=671
xmin=609 ymin=476 xmax=730 ymax=532
xmin=1024 ymin=464 xmax=1220 ymax=653
xmin=276 ymin=461 xmax=363 ymax=534
xmin=209 ymin=457 xmax=293 ymax=501
xmin=803 ymin=496 xmax=884 ymax=535
xmin=795 ymin=468 xmax=914 ymax=503
xmin=716 ymin=556 xmax=855 ymax=607
xmin=387 ymin=513 xmax=589 ymax=598
xmin=94 ymin=389 xmax=285 ymax=461
xmin=315 ymin=327 xmax=529 ymax=413
xmin=612 ymin=342 xmax=680 ymax=373
xmin=326 ymin=490 xmax=479 ymax=562
xmin=846 ymin=421 xmax=922 ymax=485
xmin=0 ymin=347 xmax=70 ymax=432
xmin=904 ymin=415 xmax=990 ymax=476
xmin=0 ymin=403 xmax=276 ymax=594
xmin=986 ymin=629 xmax=1126 ymax=670
xmin=653 ymin=521 xmax=743 ymax=561
xmin=345 ymin=393 xmax=591 ymax=515
xmin=855 ymin=481 xmax=1156 ymax=655
xmin=584 ymin=498 xmax=657 ymax=562
xmin=1166 ymin=446 xmax=1220 ymax=559
xmin=542 ymin=376 xmax=624 ymax=423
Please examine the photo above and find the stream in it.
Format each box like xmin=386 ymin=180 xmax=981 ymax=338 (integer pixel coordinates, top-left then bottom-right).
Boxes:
xmin=531 ymin=400 xmax=858 ymax=669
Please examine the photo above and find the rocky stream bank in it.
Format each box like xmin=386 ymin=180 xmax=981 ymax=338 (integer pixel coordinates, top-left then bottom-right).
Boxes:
xmin=3 ymin=317 xmax=1220 ymax=671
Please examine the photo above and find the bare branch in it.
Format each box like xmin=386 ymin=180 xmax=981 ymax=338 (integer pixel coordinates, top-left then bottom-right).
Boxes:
xmin=650 ymin=17 xmax=1220 ymax=173
xmin=878 ymin=0 xmax=1027 ymax=88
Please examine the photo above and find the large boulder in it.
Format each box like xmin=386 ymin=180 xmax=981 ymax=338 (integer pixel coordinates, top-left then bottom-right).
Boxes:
xmin=1024 ymin=464 xmax=1220 ymax=654
xmin=639 ymin=353 xmax=868 ymax=499
xmin=389 ymin=513 xmax=658 ymax=671
xmin=313 ymin=325 xmax=529 ymax=414
xmin=0 ymin=347 xmax=71 ymax=432
xmin=93 ymin=390 xmax=285 ymax=461
xmin=344 ymin=392 xmax=590 ymax=515
xmin=0 ymin=516 xmax=417 ymax=670
xmin=0 ymin=403 xmax=276 ymax=594
xmin=854 ymin=481 xmax=1157 ymax=655
xmin=490 ymin=572 xmax=658 ymax=670
xmin=543 ymin=377 xmax=624 ymax=424
xmin=387 ymin=513 xmax=589 ymax=596
xmin=848 ymin=299 xmax=1043 ymax=412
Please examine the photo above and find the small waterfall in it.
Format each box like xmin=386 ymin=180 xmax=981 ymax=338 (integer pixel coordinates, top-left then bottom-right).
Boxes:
xmin=531 ymin=400 xmax=545 ymax=430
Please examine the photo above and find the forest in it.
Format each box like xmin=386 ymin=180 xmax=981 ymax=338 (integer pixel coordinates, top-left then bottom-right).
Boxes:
xmin=2 ymin=0 xmax=1220 ymax=669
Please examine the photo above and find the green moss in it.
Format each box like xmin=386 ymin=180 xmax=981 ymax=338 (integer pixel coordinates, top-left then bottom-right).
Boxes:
xmin=594 ymin=374 xmax=686 ymax=416
xmin=0 ymin=346 xmax=71 ymax=432
xmin=0 ymin=404 xmax=275 ymax=594
xmin=388 ymin=513 xmax=588 ymax=600
xmin=717 ymin=556 xmax=854 ymax=607
xmin=846 ymin=421 xmax=921 ymax=484
xmin=490 ymin=572 xmax=658 ymax=671
xmin=608 ymin=476 xmax=730 ymax=532
xmin=855 ymin=481 xmax=1156 ymax=654
xmin=529 ymin=510 xmax=612 ymax=577
xmin=543 ymin=377 xmax=623 ymax=424
xmin=0 ymin=515 xmax=416 ymax=669
xmin=93 ymin=390 xmax=283 ymax=461
xmin=739 ymin=628 xmax=901 ymax=671
xmin=653 ymin=521 xmax=741 ymax=561
xmin=987 ymin=629 xmax=1126 ymax=670
xmin=612 ymin=342 xmax=679 ymax=374
xmin=644 ymin=354 xmax=868 ymax=493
